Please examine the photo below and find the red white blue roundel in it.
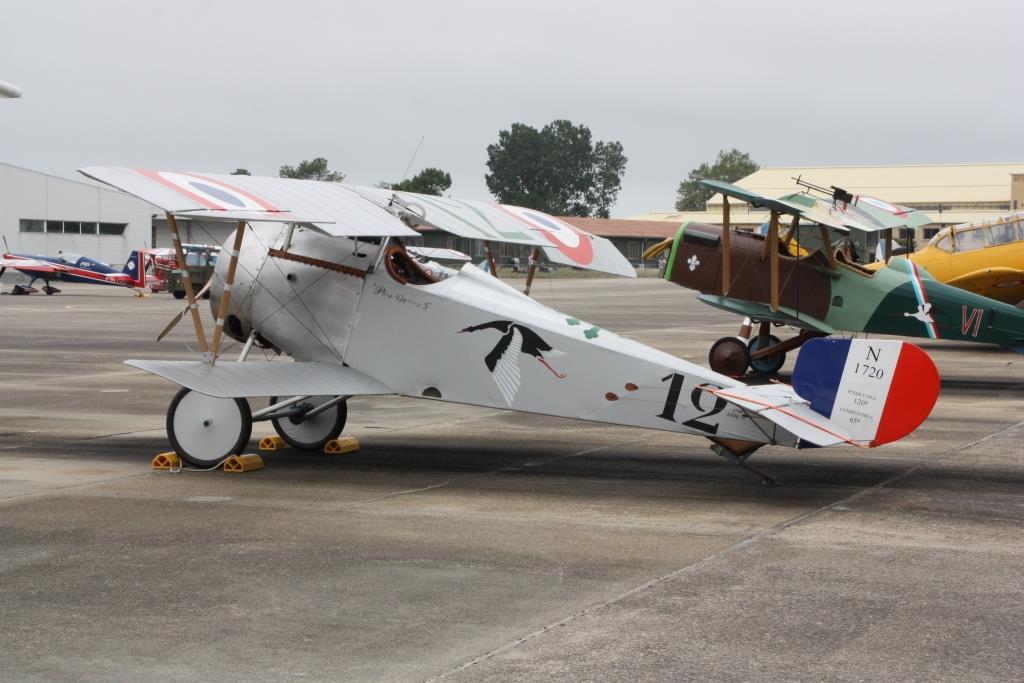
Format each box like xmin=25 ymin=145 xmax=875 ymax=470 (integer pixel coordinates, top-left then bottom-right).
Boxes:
xmin=498 ymin=205 xmax=594 ymax=264
xmin=858 ymin=195 xmax=903 ymax=215
xmin=136 ymin=169 xmax=279 ymax=212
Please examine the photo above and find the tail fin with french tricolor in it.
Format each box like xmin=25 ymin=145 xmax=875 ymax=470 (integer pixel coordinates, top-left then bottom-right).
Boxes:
xmin=709 ymin=339 xmax=940 ymax=448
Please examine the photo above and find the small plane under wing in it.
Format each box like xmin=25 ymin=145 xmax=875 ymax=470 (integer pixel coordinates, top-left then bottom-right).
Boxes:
xmin=125 ymin=360 xmax=394 ymax=398
xmin=1 ymin=250 xmax=155 ymax=294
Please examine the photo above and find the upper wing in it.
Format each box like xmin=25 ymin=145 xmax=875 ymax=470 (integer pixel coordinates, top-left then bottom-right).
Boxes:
xmin=946 ymin=267 xmax=1024 ymax=305
xmin=346 ymin=185 xmax=636 ymax=278
xmin=701 ymin=179 xmax=930 ymax=233
xmin=78 ymin=167 xmax=419 ymax=238
xmin=697 ymin=294 xmax=836 ymax=334
xmin=126 ymin=359 xmax=394 ymax=398
xmin=78 ymin=168 xmax=635 ymax=277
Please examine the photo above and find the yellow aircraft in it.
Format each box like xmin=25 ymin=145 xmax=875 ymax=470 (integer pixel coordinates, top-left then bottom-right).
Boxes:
xmin=867 ymin=211 xmax=1024 ymax=305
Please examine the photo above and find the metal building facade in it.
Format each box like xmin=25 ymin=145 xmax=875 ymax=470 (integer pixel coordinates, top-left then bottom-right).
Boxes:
xmin=0 ymin=162 xmax=154 ymax=267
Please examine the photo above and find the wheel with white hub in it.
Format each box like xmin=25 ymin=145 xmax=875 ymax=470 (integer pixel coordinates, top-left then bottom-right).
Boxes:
xmin=270 ymin=395 xmax=347 ymax=450
xmin=166 ymin=387 xmax=252 ymax=467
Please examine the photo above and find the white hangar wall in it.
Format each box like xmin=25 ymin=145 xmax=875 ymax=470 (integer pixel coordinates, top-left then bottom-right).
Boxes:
xmin=0 ymin=162 xmax=154 ymax=267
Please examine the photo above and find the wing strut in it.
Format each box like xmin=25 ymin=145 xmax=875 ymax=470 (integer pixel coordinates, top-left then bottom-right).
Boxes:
xmin=523 ymin=246 xmax=541 ymax=296
xmin=762 ymin=211 xmax=781 ymax=311
xmin=721 ymin=196 xmax=731 ymax=294
xmin=484 ymin=241 xmax=499 ymax=278
xmin=167 ymin=212 xmax=209 ymax=355
xmin=210 ymin=220 xmax=247 ymax=362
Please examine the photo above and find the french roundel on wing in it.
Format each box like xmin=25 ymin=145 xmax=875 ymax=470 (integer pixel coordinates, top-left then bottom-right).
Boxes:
xmin=138 ymin=169 xmax=278 ymax=212
xmin=499 ymin=205 xmax=594 ymax=265
xmin=858 ymin=195 xmax=902 ymax=215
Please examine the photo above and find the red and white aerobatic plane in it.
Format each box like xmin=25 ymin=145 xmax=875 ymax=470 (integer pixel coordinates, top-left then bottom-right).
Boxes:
xmin=79 ymin=167 xmax=941 ymax=483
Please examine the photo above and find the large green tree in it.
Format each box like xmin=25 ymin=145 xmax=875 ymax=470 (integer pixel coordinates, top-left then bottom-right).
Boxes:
xmin=279 ymin=157 xmax=345 ymax=182
xmin=485 ymin=119 xmax=627 ymax=218
xmin=675 ymin=149 xmax=759 ymax=211
xmin=380 ymin=167 xmax=452 ymax=196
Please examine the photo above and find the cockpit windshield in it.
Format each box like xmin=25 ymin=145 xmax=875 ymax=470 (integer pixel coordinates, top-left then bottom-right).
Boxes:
xmin=59 ymin=253 xmax=83 ymax=264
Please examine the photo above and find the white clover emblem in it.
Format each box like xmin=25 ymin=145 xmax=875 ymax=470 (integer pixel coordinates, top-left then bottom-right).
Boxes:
xmin=687 ymin=255 xmax=700 ymax=271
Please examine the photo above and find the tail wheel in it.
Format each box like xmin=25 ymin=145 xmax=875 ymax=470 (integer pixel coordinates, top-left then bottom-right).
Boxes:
xmin=166 ymin=387 xmax=252 ymax=467
xmin=708 ymin=337 xmax=749 ymax=377
xmin=748 ymin=335 xmax=785 ymax=375
xmin=270 ymin=396 xmax=347 ymax=450
xmin=172 ymin=290 xmax=186 ymax=300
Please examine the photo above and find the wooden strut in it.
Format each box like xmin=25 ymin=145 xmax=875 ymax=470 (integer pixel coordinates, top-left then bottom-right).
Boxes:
xmin=166 ymin=213 xmax=209 ymax=354
xmin=523 ymin=246 xmax=541 ymax=296
xmin=267 ymin=249 xmax=368 ymax=279
xmin=818 ymin=223 xmax=837 ymax=270
xmin=885 ymin=228 xmax=893 ymax=264
xmin=721 ymin=196 xmax=731 ymax=294
xmin=210 ymin=221 xmax=247 ymax=362
xmin=764 ymin=211 xmax=780 ymax=311
xmin=484 ymin=241 xmax=499 ymax=278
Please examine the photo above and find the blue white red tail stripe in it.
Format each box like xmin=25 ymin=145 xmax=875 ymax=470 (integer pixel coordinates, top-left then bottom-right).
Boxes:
xmin=792 ymin=338 xmax=939 ymax=447
xmin=902 ymin=259 xmax=939 ymax=339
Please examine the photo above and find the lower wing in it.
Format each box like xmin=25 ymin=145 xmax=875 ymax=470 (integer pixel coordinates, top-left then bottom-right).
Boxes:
xmin=125 ymin=360 xmax=395 ymax=398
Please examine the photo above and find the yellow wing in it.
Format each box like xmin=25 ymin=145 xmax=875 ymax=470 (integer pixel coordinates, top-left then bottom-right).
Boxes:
xmin=946 ymin=267 xmax=1024 ymax=305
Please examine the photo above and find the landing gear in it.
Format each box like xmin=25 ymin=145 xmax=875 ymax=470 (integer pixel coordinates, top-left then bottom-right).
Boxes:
xmin=172 ymin=289 xmax=186 ymax=300
xmin=747 ymin=334 xmax=784 ymax=375
xmin=42 ymin=285 xmax=61 ymax=295
xmin=269 ymin=395 xmax=347 ymax=450
xmin=166 ymin=387 xmax=252 ymax=467
xmin=708 ymin=337 xmax=749 ymax=377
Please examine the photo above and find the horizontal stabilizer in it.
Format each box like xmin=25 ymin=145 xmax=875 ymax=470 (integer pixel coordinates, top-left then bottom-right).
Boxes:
xmin=708 ymin=384 xmax=855 ymax=447
xmin=125 ymin=359 xmax=395 ymax=398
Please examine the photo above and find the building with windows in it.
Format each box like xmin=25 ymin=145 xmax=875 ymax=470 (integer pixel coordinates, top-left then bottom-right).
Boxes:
xmin=0 ymin=162 xmax=154 ymax=267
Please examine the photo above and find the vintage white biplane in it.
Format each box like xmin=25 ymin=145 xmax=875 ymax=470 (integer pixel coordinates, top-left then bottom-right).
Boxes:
xmin=79 ymin=168 xmax=941 ymax=483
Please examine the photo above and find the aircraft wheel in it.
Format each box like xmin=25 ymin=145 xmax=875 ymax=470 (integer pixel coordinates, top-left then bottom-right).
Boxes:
xmin=708 ymin=337 xmax=749 ymax=377
xmin=748 ymin=335 xmax=785 ymax=375
xmin=173 ymin=290 xmax=186 ymax=300
xmin=270 ymin=395 xmax=347 ymax=450
xmin=166 ymin=387 xmax=252 ymax=467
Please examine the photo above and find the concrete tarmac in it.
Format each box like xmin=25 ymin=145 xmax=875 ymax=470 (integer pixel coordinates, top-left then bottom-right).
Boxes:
xmin=1 ymin=278 xmax=1022 ymax=682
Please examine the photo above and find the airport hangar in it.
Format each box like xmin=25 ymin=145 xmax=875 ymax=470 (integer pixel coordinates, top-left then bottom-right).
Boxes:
xmin=4 ymin=161 xmax=1024 ymax=270
xmin=629 ymin=162 xmax=1024 ymax=245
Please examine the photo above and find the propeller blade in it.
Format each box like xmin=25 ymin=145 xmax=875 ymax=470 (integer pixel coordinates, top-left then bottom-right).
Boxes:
xmin=156 ymin=278 xmax=214 ymax=342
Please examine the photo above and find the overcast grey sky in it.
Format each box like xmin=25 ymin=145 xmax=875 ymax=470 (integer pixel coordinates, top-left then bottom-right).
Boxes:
xmin=2 ymin=0 xmax=1021 ymax=217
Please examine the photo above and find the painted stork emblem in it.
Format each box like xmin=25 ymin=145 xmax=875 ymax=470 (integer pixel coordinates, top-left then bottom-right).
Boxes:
xmin=458 ymin=320 xmax=566 ymax=406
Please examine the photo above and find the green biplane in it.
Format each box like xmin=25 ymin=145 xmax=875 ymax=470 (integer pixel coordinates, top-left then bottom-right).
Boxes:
xmin=645 ymin=179 xmax=1024 ymax=376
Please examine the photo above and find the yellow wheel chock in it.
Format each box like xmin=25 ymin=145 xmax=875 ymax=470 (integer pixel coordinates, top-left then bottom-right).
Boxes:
xmin=151 ymin=452 xmax=181 ymax=470
xmin=324 ymin=436 xmax=360 ymax=455
xmin=223 ymin=454 xmax=264 ymax=473
xmin=258 ymin=435 xmax=290 ymax=451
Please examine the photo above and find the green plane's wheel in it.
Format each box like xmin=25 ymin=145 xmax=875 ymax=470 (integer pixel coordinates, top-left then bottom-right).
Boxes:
xmin=747 ymin=335 xmax=785 ymax=376
xmin=166 ymin=387 xmax=252 ymax=467
xmin=270 ymin=395 xmax=347 ymax=450
xmin=709 ymin=337 xmax=749 ymax=377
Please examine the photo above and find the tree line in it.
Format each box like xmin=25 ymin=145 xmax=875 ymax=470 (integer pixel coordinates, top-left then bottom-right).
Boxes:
xmin=231 ymin=126 xmax=759 ymax=218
